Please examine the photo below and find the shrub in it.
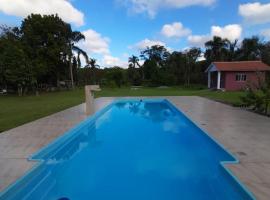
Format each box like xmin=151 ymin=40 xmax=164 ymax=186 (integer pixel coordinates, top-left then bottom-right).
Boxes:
xmin=241 ymin=81 xmax=270 ymax=115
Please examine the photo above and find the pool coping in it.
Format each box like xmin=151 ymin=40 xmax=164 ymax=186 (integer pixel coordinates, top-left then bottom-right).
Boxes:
xmin=0 ymin=98 xmax=256 ymax=199
xmin=165 ymin=99 xmax=256 ymax=199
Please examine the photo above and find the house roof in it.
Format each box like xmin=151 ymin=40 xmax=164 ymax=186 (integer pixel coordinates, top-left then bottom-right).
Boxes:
xmin=206 ymin=61 xmax=270 ymax=72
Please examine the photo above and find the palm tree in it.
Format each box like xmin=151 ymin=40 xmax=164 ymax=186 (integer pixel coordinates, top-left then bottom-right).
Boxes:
xmin=238 ymin=37 xmax=263 ymax=61
xmin=128 ymin=55 xmax=140 ymax=68
xmin=88 ymin=58 xmax=100 ymax=69
xmin=73 ymin=46 xmax=89 ymax=68
xmin=68 ymin=31 xmax=85 ymax=89
xmin=205 ymin=36 xmax=229 ymax=62
xmin=128 ymin=55 xmax=144 ymax=80
xmin=87 ymin=58 xmax=100 ymax=84
xmin=227 ymin=40 xmax=238 ymax=61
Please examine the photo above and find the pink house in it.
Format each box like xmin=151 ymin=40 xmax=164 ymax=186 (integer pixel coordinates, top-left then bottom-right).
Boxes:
xmin=206 ymin=61 xmax=270 ymax=91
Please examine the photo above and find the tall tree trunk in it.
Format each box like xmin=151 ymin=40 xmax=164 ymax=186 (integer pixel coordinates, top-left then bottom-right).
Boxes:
xmin=69 ymin=54 xmax=74 ymax=89
xmin=140 ymin=67 xmax=145 ymax=81
xmin=184 ymin=62 xmax=188 ymax=86
xmin=187 ymin=63 xmax=193 ymax=86
xmin=17 ymin=84 xmax=22 ymax=96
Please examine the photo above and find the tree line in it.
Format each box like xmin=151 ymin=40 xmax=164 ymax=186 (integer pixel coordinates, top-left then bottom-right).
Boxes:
xmin=0 ymin=14 xmax=92 ymax=95
xmin=125 ymin=36 xmax=270 ymax=87
xmin=78 ymin=36 xmax=270 ymax=89
xmin=1 ymin=14 xmax=270 ymax=95
xmin=81 ymin=36 xmax=270 ymax=88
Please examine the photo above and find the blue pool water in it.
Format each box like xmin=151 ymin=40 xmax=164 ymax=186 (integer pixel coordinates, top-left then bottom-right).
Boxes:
xmin=1 ymin=99 xmax=254 ymax=200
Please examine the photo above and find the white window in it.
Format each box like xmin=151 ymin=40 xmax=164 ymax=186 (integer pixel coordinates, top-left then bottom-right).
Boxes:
xmin=236 ymin=74 xmax=247 ymax=82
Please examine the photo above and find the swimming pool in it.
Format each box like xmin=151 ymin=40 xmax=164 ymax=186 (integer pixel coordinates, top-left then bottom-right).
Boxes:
xmin=0 ymin=99 xmax=255 ymax=200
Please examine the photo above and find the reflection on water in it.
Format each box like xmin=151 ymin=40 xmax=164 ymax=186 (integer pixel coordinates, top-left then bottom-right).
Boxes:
xmin=47 ymin=101 xmax=186 ymax=164
xmin=115 ymin=101 xmax=172 ymax=121
xmin=47 ymin=123 xmax=101 ymax=164
xmin=116 ymin=101 xmax=187 ymax=133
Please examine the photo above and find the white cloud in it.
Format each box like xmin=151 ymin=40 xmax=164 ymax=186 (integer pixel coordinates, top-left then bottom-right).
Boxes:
xmin=0 ymin=0 xmax=84 ymax=26
xmin=188 ymin=24 xmax=242 ymax=47
xmin=102 ymin=55 xmax=128 ymax=68
xmin=161 ymin=22 xmax=191 ymax=38
xmin=119 ymin=0 xmax=215 ymax=18
xmin=78 ymin=29 xmax=127 ymax=68
xmin=211 ymin=24 xmax=242 ymax=41
xmin=79 ymin=29 xmax=110 ymax=55
xmin=130 ymin=38 xmax=166 ymax=50
xmin=197 ymin=54 xmax=206 ymax=61
xmin=187 ymin=35 xmax=211 ymax=47
xmin=261 ymin=29 xmax=270 ymax=39
xmin=239 ymin=2 xmax=270 ymax=25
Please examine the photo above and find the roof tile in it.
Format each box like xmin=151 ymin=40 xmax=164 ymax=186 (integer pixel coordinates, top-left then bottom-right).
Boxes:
xmin=212 ymin=61 xmax=270 ymax=72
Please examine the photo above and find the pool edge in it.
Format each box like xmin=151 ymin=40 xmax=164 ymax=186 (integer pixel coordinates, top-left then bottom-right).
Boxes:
xmin=0 ymin=98 xmax=165 ymax=198
xmin=0 ymin=98 xmax=256 ymax=199
xmin=164 ymin=99 xmax=256 ymax=200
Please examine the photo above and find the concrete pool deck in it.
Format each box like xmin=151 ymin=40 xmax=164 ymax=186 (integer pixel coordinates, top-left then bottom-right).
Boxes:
xmin=0 ymin=96 xmax=269 ymax=199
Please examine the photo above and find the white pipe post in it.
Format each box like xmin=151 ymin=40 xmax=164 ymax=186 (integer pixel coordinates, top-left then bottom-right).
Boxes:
xmin=85 ymin=85 xmax=94 ymax=116
xmin=217 ymin=71 xmax=221 ymax=90
xmin=85 ymin=85 xmax=101 ymax=116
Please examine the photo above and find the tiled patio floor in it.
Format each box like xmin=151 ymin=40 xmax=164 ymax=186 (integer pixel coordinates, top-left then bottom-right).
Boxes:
xmin=0 ymin=96 xmax=270 ymax=199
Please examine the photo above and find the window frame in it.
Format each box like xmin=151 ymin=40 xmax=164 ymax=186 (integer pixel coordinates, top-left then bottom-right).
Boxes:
xmin=235 ymin=73 xmax=247 ymax=82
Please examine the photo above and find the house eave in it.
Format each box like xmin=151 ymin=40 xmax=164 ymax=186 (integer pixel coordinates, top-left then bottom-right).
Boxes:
xmin=205 ymin=64 xmax=219 ymax=73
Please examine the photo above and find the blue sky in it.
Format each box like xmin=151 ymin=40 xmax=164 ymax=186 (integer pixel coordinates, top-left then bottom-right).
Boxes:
xmin=0 ymin=0 xmax=270 ymax=67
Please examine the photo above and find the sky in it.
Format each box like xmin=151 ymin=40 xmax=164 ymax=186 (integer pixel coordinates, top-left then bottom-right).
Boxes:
xmin=0 ymin=0 xmax=270 ymax=68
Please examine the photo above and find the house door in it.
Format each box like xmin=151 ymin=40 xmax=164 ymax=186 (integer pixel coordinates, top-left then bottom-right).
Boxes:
xmin=210 ymin=72 xmax=217 ymax=88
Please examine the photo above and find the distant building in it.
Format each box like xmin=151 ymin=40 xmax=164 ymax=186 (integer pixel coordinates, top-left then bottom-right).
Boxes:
xmin=205 ymin=61 xmax=270 ymax=91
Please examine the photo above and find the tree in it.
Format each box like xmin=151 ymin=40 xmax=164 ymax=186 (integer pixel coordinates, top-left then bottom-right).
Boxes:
xmin=226 ymin=40 xmax=239 ymax=61
xmin=205 ymin=36 xmax=230 ymax=62
xmin=67 ymin=31 xmax=86 ymax=88
xmin=87 ymin=58 xmax=100 ymax=69
xmin=184 ymin=48 xmax=201 ymax=86
xmin=166 ymin=51 xmax=186 ymax=84
xmin=238 ymin=36 xmax=263 ymax=61
xmin=128 ymin=55 xmax=143 ymax=85
xmin=140 ymin=45 xmax=170 ymax=85
xmin=128 ymin=55 xmax=140 ymax=68
xmin=21 ymin=14 xmax=72 ymax=87
xmin=0 ymin=27 xmax=31 ymax=95
xmin=141 ymin=45 xmax=170 ymax=65
xmin=0 ymin=14 xmax=90 ymax=94
xmin=87 ymin=58 xmax=100 ymax=84
xmin=73 ymin=46 xmax=89 ymax=69
xmin=104 ymin=67 xmax=125 ymax=87
xmin=21 ymin=14 xmax=88 ymax=89
xmin=127 ymin=65 xmax=142 ymax=86
xmin=261 ymin=42 xmax=270 ymax=83
xmin=241 ymin=79 xmax=270 ymax=115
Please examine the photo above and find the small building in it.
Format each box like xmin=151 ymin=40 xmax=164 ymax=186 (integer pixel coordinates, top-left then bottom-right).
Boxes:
xmin=205 ymin=61 xmax=270 ymax=91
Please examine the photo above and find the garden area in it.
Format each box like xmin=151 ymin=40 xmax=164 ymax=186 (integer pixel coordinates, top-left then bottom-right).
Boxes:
xmin=0 ymin=87 xmax=244 ymax=132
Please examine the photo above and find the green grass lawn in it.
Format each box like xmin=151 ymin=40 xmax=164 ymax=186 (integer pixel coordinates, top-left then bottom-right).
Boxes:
xmin=0 ymin=89 xmax=85 ymax=132
xmin=0 ymin=87 xmax=245 ymax=132
xmin=95 ymin=87 xmax=244 ymax=105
